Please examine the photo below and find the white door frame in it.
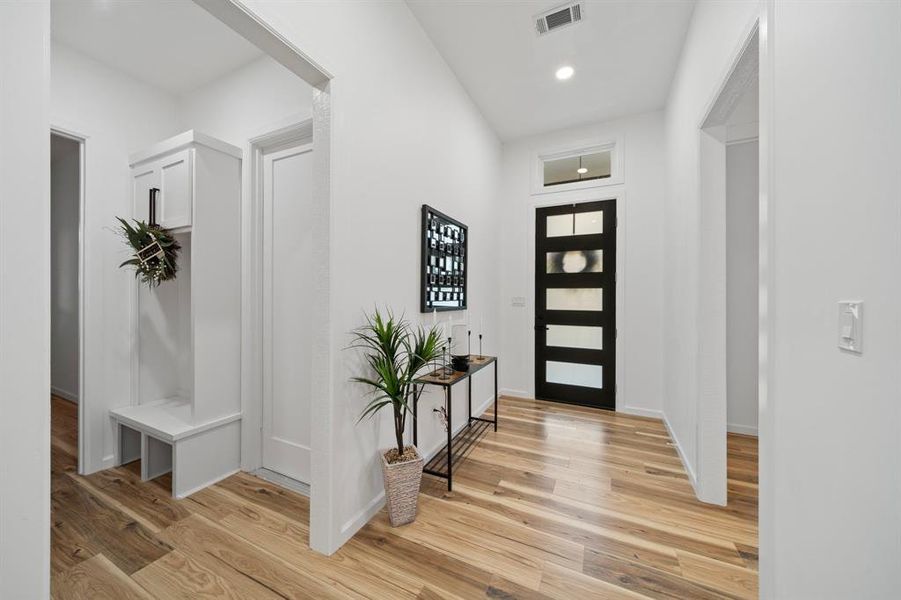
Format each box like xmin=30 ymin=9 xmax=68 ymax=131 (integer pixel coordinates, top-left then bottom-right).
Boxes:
xmin=50 ymin=125 xmax=87 ymax=476
xmin=694 ymin=19 xmax=759 ymax=506
xmin=195 ymin=0 xmax=335 ymax=555
xmin=524 ymin=192 xmax=627 ymax=413
xmin=242 ymin=118 xmax=314 ymax=474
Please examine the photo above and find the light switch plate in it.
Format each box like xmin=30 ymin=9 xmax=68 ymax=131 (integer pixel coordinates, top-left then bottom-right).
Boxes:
xmin=838 ymin=301 xmax=862 ymax=353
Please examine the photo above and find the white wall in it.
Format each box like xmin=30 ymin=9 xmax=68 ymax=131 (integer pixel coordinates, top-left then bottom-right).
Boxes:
xmin=51 ymin=42 xmax=181 ymax=473
xmin=726 ymin=140 xmax=757 ymax=435
xmin=177 ymin=55 xmax=312 ymax=146
xmin=662 ymin=0 xmax=759 ymax=493
xmin=0 ymin=2 xmax=51 ymax=597
xmin=766 ymin=1 xmax=901 ymax=597
xmin=238 ymin=0 xmax=502 ymax=552
xmin=50 ymin=134 xmax=81 ymax=403
xmin=497 ymin=111 xmax=666 ymax=417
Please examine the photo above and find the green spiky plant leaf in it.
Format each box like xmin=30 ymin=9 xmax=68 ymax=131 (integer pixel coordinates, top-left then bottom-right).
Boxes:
xmin=349 ymin=307 xmax=443 ymax=458
xmin=116 ymin=217 xmax=181 ymax=287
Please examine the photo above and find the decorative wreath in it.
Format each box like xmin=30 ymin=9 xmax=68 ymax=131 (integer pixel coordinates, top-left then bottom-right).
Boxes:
xmin=117 ymin=217 xmax=181 ymax=287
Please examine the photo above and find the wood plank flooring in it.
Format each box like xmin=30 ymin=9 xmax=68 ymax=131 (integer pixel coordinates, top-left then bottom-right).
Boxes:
xmin=51 ymin=394 xmax=757 ymax=599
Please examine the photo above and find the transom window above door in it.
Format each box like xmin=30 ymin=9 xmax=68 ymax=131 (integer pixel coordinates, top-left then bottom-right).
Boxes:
xmin=532 ymin=138 xmax=623 ymax=194
xmin=543 ymin=150 xmax=611 ymax=186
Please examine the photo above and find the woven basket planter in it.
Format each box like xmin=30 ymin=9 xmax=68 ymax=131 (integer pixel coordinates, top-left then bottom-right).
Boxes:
xmin=380 ymin=446 xmax=424 ymax=526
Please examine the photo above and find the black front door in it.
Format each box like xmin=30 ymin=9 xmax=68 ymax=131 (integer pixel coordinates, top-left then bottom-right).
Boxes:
xmin=535 ymin=200 xmax=616 ymax=410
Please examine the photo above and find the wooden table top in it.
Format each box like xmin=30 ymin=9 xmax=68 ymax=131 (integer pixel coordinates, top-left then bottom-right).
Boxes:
xmin=415 ymin=355 xmax=496 ymax=387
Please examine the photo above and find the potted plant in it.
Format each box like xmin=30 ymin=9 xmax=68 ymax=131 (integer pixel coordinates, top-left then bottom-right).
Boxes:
xmin=350 ymin=308 xmax=442 ymax=526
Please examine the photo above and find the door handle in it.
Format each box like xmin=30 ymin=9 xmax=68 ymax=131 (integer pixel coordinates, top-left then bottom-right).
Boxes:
xmin=149 ymin=188 xmax=160 ymax=227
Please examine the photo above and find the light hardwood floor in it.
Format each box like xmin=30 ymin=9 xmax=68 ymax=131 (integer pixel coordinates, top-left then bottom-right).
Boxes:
xmin=51 ymin=394 xmax=757 ymax=599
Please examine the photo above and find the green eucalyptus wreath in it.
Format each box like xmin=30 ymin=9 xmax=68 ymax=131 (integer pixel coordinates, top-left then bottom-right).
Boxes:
xmin=117 ymin=217 xmax=181 ymax=287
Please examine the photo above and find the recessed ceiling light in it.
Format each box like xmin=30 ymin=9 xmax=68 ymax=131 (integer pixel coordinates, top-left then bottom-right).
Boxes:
xmin=577 ymin=167 xmax=588 ymax=174
xmin=555 ymin=66 xmax=574 ymax=81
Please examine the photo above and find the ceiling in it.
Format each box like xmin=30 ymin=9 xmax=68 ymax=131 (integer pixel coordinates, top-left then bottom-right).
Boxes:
xmin=51 ymin=0 xmax=264 ymax=95
xmin=407 ymin=0 xmax=696 ymax=141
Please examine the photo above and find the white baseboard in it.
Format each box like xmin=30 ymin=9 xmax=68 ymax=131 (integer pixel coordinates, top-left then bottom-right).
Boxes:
xmin=175 ymin=468 xmax=241 ymax=500
xmin=51 ymin=386 xmax=78 ymax=403
xmin=338 ymin=490 xmax=385 ymax=547
xmin=617 ymin=405 xmax=663 ymax=420
xmin=499 ymin=388 xmax=529 ymax=399
xmin=251 ymin=468 xmax=311 ymax=497
xmin=337 ymin=392 xmax=497 ymax=549
xmin=83 ymin=454 xmax=117 ymax=476
xmin=662 ymin=412 xmax=698 ymax=494
xmin=727 ymin=423 xmax=758 ymax=436
xmin=421 ymin=393 xmax=495 ymax=463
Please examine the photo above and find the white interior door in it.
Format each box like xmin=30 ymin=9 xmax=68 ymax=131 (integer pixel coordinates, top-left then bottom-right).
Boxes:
xmin=262 ymin=143 xmax=313 ymax=483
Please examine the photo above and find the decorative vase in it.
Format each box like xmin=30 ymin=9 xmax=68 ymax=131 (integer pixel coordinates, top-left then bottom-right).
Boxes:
xmin=380 ymin=445 xmax=424 ymax=526
xmin=451 ymin=354 xmax=470 ymax=372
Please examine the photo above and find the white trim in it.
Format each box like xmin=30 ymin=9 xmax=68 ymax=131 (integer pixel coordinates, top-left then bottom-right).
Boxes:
xmin=691 ymin=21 xmax=760 ymax=508
xmin=757 ymin=4 xmax=775 ymax=596
xmin=618 ymin=406 xmax=663 ymax=420
xmin=726 ymin=124 xmax=759 ymax=145
xmin=499 ymin=387 xmax=529 ymax=399
xmin=336 ymin=391 xmax=496 ymax=547
xmin=128 ymin=129 xmax=242 ymax=165
xmin=338 ymin=491 xmax=385 ymax=546
xmin=663 ymin=412 xmax=698 ymax=494
xmin=51 ymin=126 xmax=87 ymax=476
xmin=50 ymin=386 xmax=78 ymax=404
xmin=418 ymin=393 xmax=495 ymax=464
xmin=174 ymin=468 xmax=241 ymax=500
xmin=531 ymin=136 xmax=624 ymax=195
xmin=193 ymin=0 xmax=331 ymax=86
xmin=252 ymin=468 xmax=311 ymax=497
xmin=727 ymin=423 xmax=758 ymax=436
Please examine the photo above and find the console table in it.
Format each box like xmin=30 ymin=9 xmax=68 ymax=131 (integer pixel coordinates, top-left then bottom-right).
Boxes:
xmin=413 ymin=355 xmax=497 ymax=491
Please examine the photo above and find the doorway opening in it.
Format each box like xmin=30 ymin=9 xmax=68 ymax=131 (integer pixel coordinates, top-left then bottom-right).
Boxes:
xmin=695 ymin=24 xmax=759 ymax=513
xmin=534 ymin=200 xmax=616 ymax=410
xmin=50 ymin=130 xmax=84 ymax=476
xmin=47 ymin=4 xmax=336 ymax=593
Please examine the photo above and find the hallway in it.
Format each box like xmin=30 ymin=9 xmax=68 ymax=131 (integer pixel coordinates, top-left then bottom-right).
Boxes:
xmin=51 ymin=395 xmax=757 ymax=599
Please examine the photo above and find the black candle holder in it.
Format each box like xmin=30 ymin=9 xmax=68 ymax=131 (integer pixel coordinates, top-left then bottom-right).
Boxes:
xmin=444 ymin=337 xmax=454 ymax=375
xmin=439 ymin=345 xmax=449 ymax=380
xmin=467 ymin=330 xmax=471 ymax=356
xmin=478 ymin=334 xmax=483 ymax=360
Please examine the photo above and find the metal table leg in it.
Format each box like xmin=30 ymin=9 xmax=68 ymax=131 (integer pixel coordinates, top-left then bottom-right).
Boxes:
xmin=494 ymin=361 xmax=498 ymax=432
xmin=468 ymin=372 xmax=472 ymax=428
xmin=446 ymin=385 xmax=453 ymax=491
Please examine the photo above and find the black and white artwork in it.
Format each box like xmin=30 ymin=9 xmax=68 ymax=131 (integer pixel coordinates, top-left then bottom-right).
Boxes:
xmin=421 ymin=205 xmax=467 ymax=312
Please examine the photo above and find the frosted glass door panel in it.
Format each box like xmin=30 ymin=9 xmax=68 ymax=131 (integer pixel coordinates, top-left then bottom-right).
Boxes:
xmin=546 ymin=361 xmax=603 ymax=389
xmin=546 ymin=325 xmax=603 ymax=350
xmin=546 ymin=288 xmax=603 ymax=311
xmin=574 ymin=211 xmax=603 ymax=234
xmin=546 ymin=213 xmax=573 ymax=237
xmin=546 ymin=250 xmax=603 ymax=273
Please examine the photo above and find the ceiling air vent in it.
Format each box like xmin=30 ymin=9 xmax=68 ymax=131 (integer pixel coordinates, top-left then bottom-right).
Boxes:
xmin=536 ymin=3 xmax=583 ymax=36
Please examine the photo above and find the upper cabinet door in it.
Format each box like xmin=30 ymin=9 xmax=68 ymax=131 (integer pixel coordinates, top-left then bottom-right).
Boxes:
xmin=158 ymin=149 xmax=193 ymax=230
xmin=132 ymin=164 xmax=157 ymax=224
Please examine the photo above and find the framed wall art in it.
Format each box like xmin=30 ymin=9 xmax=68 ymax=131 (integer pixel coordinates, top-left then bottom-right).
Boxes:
xmin=421 ymin=204 xmax=467 ymax=312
